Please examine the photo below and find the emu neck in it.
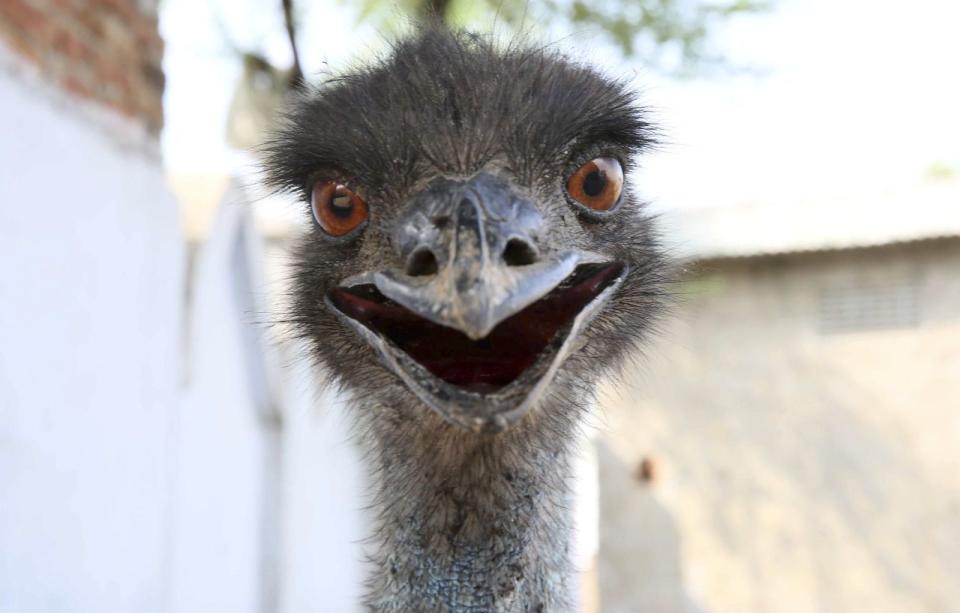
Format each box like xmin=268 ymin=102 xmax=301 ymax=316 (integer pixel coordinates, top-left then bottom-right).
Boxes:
xmin=363 ymin=401 xmax=581 ymax=612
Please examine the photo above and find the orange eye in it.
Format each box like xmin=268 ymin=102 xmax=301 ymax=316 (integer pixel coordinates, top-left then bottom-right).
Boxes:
xmin=566 ymin=157 xmax=624 ymax=212
xmin=311 ymin=180 xmax=368 ymax=237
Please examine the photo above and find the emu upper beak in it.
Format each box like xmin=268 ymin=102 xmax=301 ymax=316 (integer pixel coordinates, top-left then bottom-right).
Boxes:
xmin=327 ymin=173 xmax=625 ymax=432
xmin=371 ymin=175 xmax=595 ymax=340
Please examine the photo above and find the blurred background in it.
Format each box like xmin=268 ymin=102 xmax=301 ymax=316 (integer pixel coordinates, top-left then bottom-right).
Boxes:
xmin=1 ymin=0 xmax=958 ymax=611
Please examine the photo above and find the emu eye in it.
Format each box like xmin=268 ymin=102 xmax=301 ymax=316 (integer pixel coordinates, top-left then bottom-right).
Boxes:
xmin=566 ymin=157 xmax=624 ymax=212
xmin=311 ymin=180 xmax=368 ymax=237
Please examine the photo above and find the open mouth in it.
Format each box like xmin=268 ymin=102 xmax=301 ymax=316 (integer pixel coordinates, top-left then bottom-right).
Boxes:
xmin=327 ymin=262 xmax=624 ymax=395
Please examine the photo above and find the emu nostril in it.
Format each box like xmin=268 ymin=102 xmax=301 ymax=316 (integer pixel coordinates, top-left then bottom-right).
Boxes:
xmin=431 ymin=215 xmax=451 ymax=229
xmin=502 ymin=238 xmax=538 ymax=267
xmin=406 ymin=248 xmax=439 ymax=276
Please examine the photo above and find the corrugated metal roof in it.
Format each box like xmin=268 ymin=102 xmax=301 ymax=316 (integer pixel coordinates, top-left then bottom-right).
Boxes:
xmin=660 ymin=179 xmax=960 ymax=259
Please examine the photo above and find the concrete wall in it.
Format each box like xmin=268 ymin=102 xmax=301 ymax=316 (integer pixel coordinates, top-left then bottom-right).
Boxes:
xmin=167 ymin=189 xmax=274 ymax=613
xmin=277 ymin=368 xmax=368 ymax=613
xmin=597 ymin=239 xmax=960 ymax=612
xmin=0 ymin=43 xmax=370 ymax=613
xmin=168 ymin=187 xmax=369 ymax=613
xmin=0 ymin=50 xmax=183 ymax=613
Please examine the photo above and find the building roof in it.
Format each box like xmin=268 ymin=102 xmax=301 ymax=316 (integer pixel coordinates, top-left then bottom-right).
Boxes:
xmin=660 ymin=179 xmax=960 ymax=260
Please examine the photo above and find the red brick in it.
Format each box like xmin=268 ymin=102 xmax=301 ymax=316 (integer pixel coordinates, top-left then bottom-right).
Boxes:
xmin=1 ymin=0 xmax=165 ymax=135
xmin=0 ymin=0 xmax=52 ymax=36
xmin=52 ymin=25 xmax=95 ymax=63
xmin=98 ymin=0 xmax=138 ymax=22
xmin=74 ymin=7 xmax=106 ymax=41
xmin=62 ymin=74 xmax=92 ymax=98
xmin=0 ymin=23 xmax=42 ymax=65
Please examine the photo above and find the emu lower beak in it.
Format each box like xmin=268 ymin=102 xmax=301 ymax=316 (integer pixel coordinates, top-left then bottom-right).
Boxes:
xmin=327 ymin=174 xmax=626 ymax=432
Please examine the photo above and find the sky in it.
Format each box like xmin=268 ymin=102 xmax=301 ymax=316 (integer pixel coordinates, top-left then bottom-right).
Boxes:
xmin=160 ymin=0 xmax=960 ymax=212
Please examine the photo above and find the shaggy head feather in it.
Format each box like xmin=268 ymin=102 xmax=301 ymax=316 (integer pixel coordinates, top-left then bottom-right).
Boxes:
xmin=263 ymin=24 xmax=670 ymax=611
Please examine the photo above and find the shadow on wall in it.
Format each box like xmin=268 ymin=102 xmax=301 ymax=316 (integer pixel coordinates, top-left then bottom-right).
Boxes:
xmin=596 ymin=441 xmax=704 ymax=613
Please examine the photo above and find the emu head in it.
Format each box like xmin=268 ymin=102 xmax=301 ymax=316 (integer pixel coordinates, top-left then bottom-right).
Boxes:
xmin=266 ymin=28 xmax=665 ymax=434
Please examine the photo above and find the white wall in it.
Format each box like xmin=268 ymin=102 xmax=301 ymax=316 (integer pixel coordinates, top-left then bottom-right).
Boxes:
xmin=0 ymin=54 xmax=183 ymax=613
xmin=167 ymin=190 xmax=272 ymax=613
xmin=160 ymin=184 xmax=369 ymax=613
xmin=278 ymin=367 xmax=367 ymax=613
xmin=0 ymin=47 xmax=369 ymax=613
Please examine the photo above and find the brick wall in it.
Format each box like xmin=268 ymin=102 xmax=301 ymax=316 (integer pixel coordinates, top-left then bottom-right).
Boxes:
xmin=0 ymin=0 xmax=164 ymax=135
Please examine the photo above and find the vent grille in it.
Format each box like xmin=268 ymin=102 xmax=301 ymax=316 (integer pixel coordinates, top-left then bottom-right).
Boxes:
xmin=818 ymin=281 xmax=921 ymax=334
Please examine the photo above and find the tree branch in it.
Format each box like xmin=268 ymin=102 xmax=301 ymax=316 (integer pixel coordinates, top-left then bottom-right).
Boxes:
xmin=282 ymin=0 xmax=304 ymax=89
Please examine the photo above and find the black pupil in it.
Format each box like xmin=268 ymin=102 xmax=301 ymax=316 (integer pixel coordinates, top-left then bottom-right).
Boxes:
xmin=331 ymin=192 xmax=354 ymax=219
xmin=583 ymin=170 xmax=606 ymax=198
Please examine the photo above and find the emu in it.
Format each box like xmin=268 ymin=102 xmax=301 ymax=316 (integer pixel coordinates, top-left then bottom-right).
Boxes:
xmin=265 ymin=25 xmax=667 ymax=611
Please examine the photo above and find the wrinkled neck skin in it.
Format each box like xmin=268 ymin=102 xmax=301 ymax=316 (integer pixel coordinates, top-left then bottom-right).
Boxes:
xmin=359 ymin=385 xmax=588 ymax=612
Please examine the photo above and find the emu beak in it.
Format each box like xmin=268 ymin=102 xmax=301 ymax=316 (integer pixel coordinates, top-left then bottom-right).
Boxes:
xmin=327 ymin=173 xmax=626 ymax=432
xmin=374 ymin=250 xmax=580 ymax=341
xmin=373 ymin=203 xmax=583 ymax=340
